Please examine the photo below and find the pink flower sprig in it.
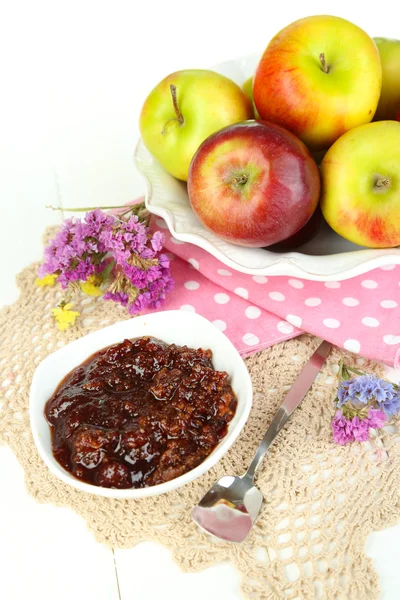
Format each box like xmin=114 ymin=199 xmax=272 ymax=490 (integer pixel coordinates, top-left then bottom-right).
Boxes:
xmin=332 ymin=360 xmax=400 ymax=445
xmin=38 ymin=203 xmax=173 ymax=329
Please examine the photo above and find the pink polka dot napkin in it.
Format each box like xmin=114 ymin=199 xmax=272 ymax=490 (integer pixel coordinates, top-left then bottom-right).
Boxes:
xmin=152 ymin=216 xmax=400 ymax=368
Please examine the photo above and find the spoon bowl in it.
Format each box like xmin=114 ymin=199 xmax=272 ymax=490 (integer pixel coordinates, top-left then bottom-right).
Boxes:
xmin=192 ymin=341 xmax=331 ymax=542
xmin=192 ymin=475 xmax=263 ymax=542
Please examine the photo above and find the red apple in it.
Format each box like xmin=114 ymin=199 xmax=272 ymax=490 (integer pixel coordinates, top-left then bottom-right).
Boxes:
xmin=268 ymin=205 xmax=324 ymax=252
xmin=187 ymin=121 xmax=321 ymax=247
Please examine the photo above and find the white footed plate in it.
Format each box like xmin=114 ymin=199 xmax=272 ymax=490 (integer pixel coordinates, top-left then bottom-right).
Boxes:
xmin=134 ymin=52 xmax=400 ymax=281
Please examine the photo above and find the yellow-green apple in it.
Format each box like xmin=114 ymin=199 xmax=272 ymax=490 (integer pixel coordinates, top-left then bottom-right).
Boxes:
xmin=320 ymin=120 xmax=400 ymax=248
xmin=139 ymin=70 xmax=253 ymax=181
xmin=187 ymin=120 xmax=320 ymax=247
xmin=253 ymin=15 xmax=382 ymax=151
xmin=374 ymin=38 xmax=400 ymax=120
xmin=241 ymin=76 xmax=260 ymax=118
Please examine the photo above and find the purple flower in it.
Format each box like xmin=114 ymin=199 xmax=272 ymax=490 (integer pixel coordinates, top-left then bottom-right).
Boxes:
xmin=40 ymin=210 xmax=114 ymax=282
xmin=129 ymin=292 xmax=152 ymax=314
xmin=366 ymin=409 xmax=387 ymax=429
xmin=158 ymin=254 xmax=170 ymax=269
xmin=350 ymin=416 xmax=370 ymax=442
xmin=332 ymin=410 xmax=370 ymax=445
xmin=381 ymin=392 xmax=400 ymax=416
xmin=103 ymin=291 xmax=129 ymax=306
xmin=151 ymin=231 xmax=165 ymax=252
xmin=40 ymin=205 xmax=174 ymax=319
xmin=332 ymin=410 xmax=355 ymax=445
xmin=123 ymin=265 xmax=150 ymax=288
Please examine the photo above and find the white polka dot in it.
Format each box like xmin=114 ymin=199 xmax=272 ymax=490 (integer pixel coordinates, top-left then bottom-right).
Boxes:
xmin=361 ymin=280 xmax=378 ymax=289
xmin=180 ymin=304 xmax=195 ymax=312
xmin=213 ymin=320 xmax=227 ymax=331
xmin=170 ymin=237 xmax=185 ymax=245
xmin=217 ymin=269 xmax=232 ymax=276
xmin=235 ymin=287 xmax=249 ymax=299
xmin=305 ymin=297 xmax=321 ymax=307
xmin=277 ymin=321 xmax=294 ymax=334
xmin=252 ymin=275 xmax=268 ymax=284
xmin=184 ymin=280 xmax=200 ymax=290
xmin=323 ymin=318 xmax=341 ymax=328
xmin=188 ymin=258 xmax=199 ymax=270
xmin=381 ymin=264 xmax=396 ymax=271
xmin=286 ymin=314 xmax=302 ymax=328
xmin=383 ymin=334 xmax=400 ymax=345
xmin=242 ymin=332 xmax=260 ymax=346
xmin=362 ymin=317 xmax=380 ymax=327
xmin=214 ymin=293 xmax=230 ymax=304
xmin=381 ymin=300 xmax=398 ymax=309
xmin=245 ymin=306 xmax=261 ymax=319
xmin=288 ymin=279 xmax=304 ymax=289
xmin=324 ymin=282 xmax=341 ymax=289
xmin=155 ymin=218 xmax=168 ymax=229
xmin=344 ymin=339 xmax=361 ymax=354
xmin=342 ymin=297 xmax=360 ymax=307
xmin=269 ymin=291 xmax=285 ymax=301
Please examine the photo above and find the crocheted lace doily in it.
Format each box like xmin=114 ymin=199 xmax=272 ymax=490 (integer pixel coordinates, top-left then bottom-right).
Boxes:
xmin=1 ymin=247 xmax=399 ymax=599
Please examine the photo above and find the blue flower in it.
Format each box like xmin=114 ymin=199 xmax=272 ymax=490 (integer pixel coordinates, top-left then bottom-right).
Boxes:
xmin=381 ymin=393 xmax=400 ymax=416
xmin=352 ymin=375 xmax=395 ymax=404
xmin=337 ymin=374 xmax=398 ymax=408
xmin=337 ymin=381 xmax=352 ymax=407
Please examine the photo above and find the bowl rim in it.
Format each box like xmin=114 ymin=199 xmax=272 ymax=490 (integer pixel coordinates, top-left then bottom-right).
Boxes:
xmin=29 ymin=310 xmax=253 ymax=499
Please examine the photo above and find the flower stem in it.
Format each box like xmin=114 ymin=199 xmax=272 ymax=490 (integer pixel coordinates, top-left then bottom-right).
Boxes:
xmin=345 ymin=365 xmax=366 ymax=377
xmin=338 ymin=358 xmax=344 ymax=382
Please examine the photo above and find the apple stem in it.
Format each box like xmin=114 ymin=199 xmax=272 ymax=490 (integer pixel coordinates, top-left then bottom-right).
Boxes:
xmin=374 ymin=175 xmax=391 ymax=189
xmin=319 ymin=53 xmax=329 ymax=74
xmin=170 ymin=84 xmax=184 ymax=124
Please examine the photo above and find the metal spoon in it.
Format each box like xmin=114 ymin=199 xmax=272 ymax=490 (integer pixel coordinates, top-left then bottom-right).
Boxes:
xmin=192 ymin=340 xmax=331 ymax=543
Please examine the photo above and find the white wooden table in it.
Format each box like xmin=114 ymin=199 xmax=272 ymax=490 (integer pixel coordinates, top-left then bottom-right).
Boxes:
xmin=1 ymin=1 xmax=400 ymax=598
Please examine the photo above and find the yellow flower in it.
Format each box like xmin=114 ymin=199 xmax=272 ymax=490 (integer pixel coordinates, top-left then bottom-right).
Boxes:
xmin=51 ymin=303 xmax=80 ymax=330
xmin=80 ymin=275 xmax=103 ymax=297
xmin=35 ymin=274 xmax=57 ymax=287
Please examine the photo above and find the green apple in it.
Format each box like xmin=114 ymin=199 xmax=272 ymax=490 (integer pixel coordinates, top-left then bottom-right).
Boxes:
xmin=320 ymin=120 xmax=400 ymax=248
xmin=241 ymin=76 xmax=259 ymax=118
xmin=253 ymin=15 xmax=382 ymax=151
xmin=374 ymin=38 xmax=400 ymax=120
xmin=139 ymin=70 xmax=253 ymax=181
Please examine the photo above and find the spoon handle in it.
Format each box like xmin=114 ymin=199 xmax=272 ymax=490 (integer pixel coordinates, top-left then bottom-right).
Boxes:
xmin=244 ymin=340 xmax=331 ymax=482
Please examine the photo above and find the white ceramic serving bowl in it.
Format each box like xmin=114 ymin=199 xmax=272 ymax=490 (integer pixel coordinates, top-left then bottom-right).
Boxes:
xmin=133 ymin=52 xmax=400 ymax=281
xmin=29 ymin=310 xmax=252 ymax=499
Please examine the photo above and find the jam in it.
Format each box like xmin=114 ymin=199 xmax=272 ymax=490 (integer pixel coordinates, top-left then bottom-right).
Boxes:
xmin=45 ymin=337 xmax=237 ymax=489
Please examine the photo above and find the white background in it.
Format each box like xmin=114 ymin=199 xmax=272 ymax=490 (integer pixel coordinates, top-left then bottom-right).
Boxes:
xmin=1 ymin=1 xmax=400 ymax=598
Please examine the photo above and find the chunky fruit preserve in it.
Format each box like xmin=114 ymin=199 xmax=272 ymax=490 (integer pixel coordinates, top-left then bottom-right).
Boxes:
xmin=45 ymin=337 xmax=237 ymax=489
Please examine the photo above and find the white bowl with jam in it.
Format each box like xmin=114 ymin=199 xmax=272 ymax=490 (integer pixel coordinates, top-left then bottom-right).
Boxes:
xmin=29 ymin=310 xmax=252 ymax=498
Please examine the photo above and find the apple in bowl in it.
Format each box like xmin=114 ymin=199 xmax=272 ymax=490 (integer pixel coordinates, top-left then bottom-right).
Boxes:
xmin=139 ymin=70 xmax=253 ymax=182
xmin=320 ymin=120 xmax=400 ymax=248
xmin=187 ymin=120 xmax=320 ymax=248
xmin=253 ymin=15 xmax=382 ymax=151
xmin=374 ymin=38 xmax=400 ymax=121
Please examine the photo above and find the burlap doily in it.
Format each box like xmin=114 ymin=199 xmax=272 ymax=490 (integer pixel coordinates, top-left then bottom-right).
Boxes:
xmin=1 ymin=235 xmax=400 ymax=599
